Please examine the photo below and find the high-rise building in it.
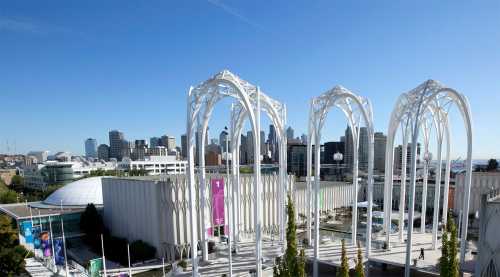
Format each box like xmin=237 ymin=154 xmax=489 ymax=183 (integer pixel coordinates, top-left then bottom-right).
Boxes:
xmin=323 ymin=141 xmax=345 ymax=164
xmin=344 ymin=126 xmax=353 ymax=170
xmin=109 ymin=130 xmax=125 ymax=161
xmin=150 ymin=137 xmax=161 ymax=148
xmin=181 ymin=135 xmax=187 ymax=159
xmin=260 ymin=130 xmax=266 ymax=156
xmin=394 ymin=143 xmax=421 ymax=172
xmin=286 ymin=126 xmax=294 ymax=140
xmin=359 ymin=127 xmax=368 ymax=170
xmin=240 ymin=134 xmax=248 ymax=164
xmin=97 ymin=144 xmax=110 ymax=161
xmin=374 ymin=132 xmax=387 ymax=172
xmin=219 ymin=130 xmax=229 ymax=152
xmin=268 ymin=125 xmax=278 ymax=162
xmin=85 ymin=138 xmax=97 ymax=158
xmin=246 ymin=131 xmax=254 ymax=164
xmin=166 ymin=136 xmax=176 ymax=151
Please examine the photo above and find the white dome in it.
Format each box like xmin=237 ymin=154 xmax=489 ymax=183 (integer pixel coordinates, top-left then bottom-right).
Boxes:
xmin=44 ymin=176 xmax=104 ymax=207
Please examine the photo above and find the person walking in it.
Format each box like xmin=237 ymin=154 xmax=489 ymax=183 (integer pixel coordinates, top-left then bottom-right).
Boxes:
xmin=419 ymin=247 xmax=425 ymax=260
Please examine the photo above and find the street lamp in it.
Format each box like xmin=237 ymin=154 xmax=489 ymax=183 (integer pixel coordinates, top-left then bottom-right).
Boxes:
xmin=333 ymin=152 xmax=343 ymax=180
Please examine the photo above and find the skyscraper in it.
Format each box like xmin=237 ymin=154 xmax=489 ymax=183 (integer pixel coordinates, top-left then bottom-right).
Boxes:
xmin=246 ymin=131 xmax=254 ymax=164
xmin=97 ymin=144 xmax=110 ymax=161
xmin=181 ymin=134 xmax=187 ymax=159
xmin=359 ymin=127 xmax=368 ymax=170
xmin=109 ymin=130 xmax=125 ymax=161
xmin=374 ymin=132 xmax=387 ymax=172
xmin=268 ymin=125 xmax=278 ymax=162
xmin=150 ymin=137 xmax=161 ymax=148
xmin=286 ymin=126 xmax=294 ymax=140
xmin=85 ymin=138 xmax=97 ymax=158
xmin=219 ymin=130 xmax=229 ymax=152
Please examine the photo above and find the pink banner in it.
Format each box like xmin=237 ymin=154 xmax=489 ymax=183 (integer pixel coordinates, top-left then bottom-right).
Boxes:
xmin=211 ymin=178 xmax=225 ymax=226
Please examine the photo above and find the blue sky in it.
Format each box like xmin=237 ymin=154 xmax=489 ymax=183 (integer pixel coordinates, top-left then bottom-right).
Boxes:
xmin=1 ymin=0 xmax=499 ymax=159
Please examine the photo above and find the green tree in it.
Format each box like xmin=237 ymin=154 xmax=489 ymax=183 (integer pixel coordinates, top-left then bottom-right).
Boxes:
xmin=0 ymin=190 xmax=18 ymax=204
xmin=80 ymin=203 xmax=107 ymax=249
xmin=10 ymin=175 xmax=24 ymax=191
xmin=487 ymin=159 xmax=498 ymax=171
xmin=355 ymin=241 xmax=364 ymax=277
xmin=130 ymin=240 xmax=156 ymax=263
xmin=338 ymin=239 xmax=349 ymax=277
xmin=448 ymin=217 xmax=459 ymax=277
xmin=274 ymin=194 xmax=306 ymax=277
xmin=440 ymin=231 xmax=449 ymax=277
xmin=0 ymin=214 xmax=31 ymax=276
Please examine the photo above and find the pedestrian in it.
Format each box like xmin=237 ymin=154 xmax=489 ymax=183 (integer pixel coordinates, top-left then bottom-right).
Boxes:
xmin=419 ymin=247 xmax=425 ymax=260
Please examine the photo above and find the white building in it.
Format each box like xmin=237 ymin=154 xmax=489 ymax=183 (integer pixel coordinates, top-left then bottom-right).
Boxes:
xmin=102 ymin=174 xmax=292 ymax=261
xmin=454 ymin=172 xmax=500 ymax=217
xmin=118 ymin=155 xmax=187 ymax=175
xmin=476 ymin=191 xmax=500 ymax=277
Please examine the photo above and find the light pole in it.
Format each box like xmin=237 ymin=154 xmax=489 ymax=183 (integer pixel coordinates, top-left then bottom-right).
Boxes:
xmin=333 ymin=152 xmax=343 ymax=180
xmin=224 ymin=126 xmax=233 ymax=277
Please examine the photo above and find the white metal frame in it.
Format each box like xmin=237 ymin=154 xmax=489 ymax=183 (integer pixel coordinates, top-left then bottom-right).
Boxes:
xmin=307 ymin=86 xmax=375 ymax=277
xmin=382 ymin=80 xmax=473 ymax=277
xmin=186 ymin=70 xmax=286 ymax=277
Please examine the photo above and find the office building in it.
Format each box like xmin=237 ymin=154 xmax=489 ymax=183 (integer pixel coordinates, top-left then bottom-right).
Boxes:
xmin=181 ymin=134 xmax=187 ymax=159
xmin=27 ymin=151 xmax=49 ymax=163
xmin=219 ymin=130 xmax=229 ymax=152
xmin=374 ymin=132 xmax=387 ymax=172
xmin=97 ymin=144 xmax=110 ymax=161
xmin=150 ymin=137 xmax=161 ymax=148
xmin=394 ymin=143 xmax=421 ymax=172
xmin=286 ymin=126 xmax=294 ymax=140
xmin=109 ymin=130 xmax=125 ymax=161
xmin=85 ymin=138 xmax=97 ymax=158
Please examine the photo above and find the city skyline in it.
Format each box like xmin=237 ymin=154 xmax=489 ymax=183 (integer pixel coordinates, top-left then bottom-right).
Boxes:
xmin=1 ymin=1 xmax=499 ymax=158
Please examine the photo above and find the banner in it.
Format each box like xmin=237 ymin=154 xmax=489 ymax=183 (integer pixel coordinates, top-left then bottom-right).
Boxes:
xmin=21 ymin=221 xmax=33 ymax=244
xmin=32 ymin=226 xmax=41 ymax=249
xmin=211 ymin=178 xmax=225 ymax=226
xmin=89 ymin=258 xmax=103 ymax=277
xmin=54 ymin=239 xmax=65 ymax=266
xmin=40 ymin=231 xmax=51 ymax=257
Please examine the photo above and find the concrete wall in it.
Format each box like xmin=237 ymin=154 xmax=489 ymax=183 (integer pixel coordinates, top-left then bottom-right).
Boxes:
xmin=476 ymin=194 xmax=500 ymax=277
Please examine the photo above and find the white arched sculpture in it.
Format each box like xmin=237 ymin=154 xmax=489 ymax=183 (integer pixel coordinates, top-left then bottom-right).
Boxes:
xmin=229 ymin=94 xmax=287 ymax=250
xmin=382 ymin=80 xmax=472 ymax=277
xmin=186 ymin=70 xmax=286 ymax=277
xmin=307 ymin=86 xmax=375 ymax=277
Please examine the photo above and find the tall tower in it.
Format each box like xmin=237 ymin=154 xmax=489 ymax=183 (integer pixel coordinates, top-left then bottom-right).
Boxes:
xmin=109 ymin=130 xmax=125 ymax=161
xmin=85 ymin=138 xmax=97 ymax=158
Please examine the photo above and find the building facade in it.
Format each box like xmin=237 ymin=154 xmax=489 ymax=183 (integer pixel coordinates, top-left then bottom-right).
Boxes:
xmin=374 ymin=132 xmax=387 ymax=172
xmin=85 ymin=138 xmax=97 ymax=158
xmin=109 ymin=130 xmax=125 ymax=161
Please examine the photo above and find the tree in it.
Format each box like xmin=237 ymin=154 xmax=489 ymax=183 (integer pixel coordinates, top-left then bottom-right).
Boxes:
xmin=274 ymin=194 xmax=306 ymax=277
xmin=338 ymin=239 xmax=349 ymax=277
xmin=487 ymin=159 xmax=498 ymax=171
xmin=10 ymin=175 xmax=24 ymax=191
xmin=130 ymin=240 xmax=156 ymax=263
xmin=440 ymin=231 xmax=449 ymax=277
xmin=440 ymin=213 xmax=459 ymax=277
xmin=0 ymin=214 xmax=31 ymax=276
xmin=0 ymin=190 xmax=18 ymax=204
xmin=355 ymin=241 xmax=364 ymax=277
xmin=448 ymin=217 xmax=459 ymax=277
xmin=80 ymin=203 xmax=107 ymax=249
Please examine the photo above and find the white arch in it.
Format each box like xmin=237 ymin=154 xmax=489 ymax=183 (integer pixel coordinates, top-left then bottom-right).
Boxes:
xmin=186 ymin=70 xmax=266 ymax=277
xmin=229 ymin=89 xmax=287 ymax=252
xmin=307 ymin=85 xmax=375 ymax=277
xmin=383 ymin=80 xmax=473 ymax=277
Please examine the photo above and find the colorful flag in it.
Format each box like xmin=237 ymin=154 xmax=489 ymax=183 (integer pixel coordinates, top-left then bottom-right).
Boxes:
xmin=54 ymin=239 xmax=65 ymax=265
xmin=211 ymin=178 xmax=225 ymax=226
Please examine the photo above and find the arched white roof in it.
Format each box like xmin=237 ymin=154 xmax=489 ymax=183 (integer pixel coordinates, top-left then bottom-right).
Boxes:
xmin=43 ymin=176 xmax=104 ymax=207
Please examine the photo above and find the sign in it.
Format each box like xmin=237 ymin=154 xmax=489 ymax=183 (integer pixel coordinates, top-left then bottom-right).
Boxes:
xmin=211 ymin=178 xmax=225 ymax=226
xmin=21 ymin=221 xmax=33 ymax=244
xmin=54 ymin=239 xmax=65 ymax=265
xmin=89 ymin=258 xmax=103 ymax=277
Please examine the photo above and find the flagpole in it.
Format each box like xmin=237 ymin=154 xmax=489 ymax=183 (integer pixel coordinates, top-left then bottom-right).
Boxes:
xmin=162 ymin=257 xmax=165 ymax=277
xmin=127 ymin=243 xmax=132 ymax=277
xmin=49 ymin=215 xmax=56 ymax=269
xmin=61 ymin=218 xmax=69 ymax=277
xmin=101 ymin=234 xmax=107 ymax=277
